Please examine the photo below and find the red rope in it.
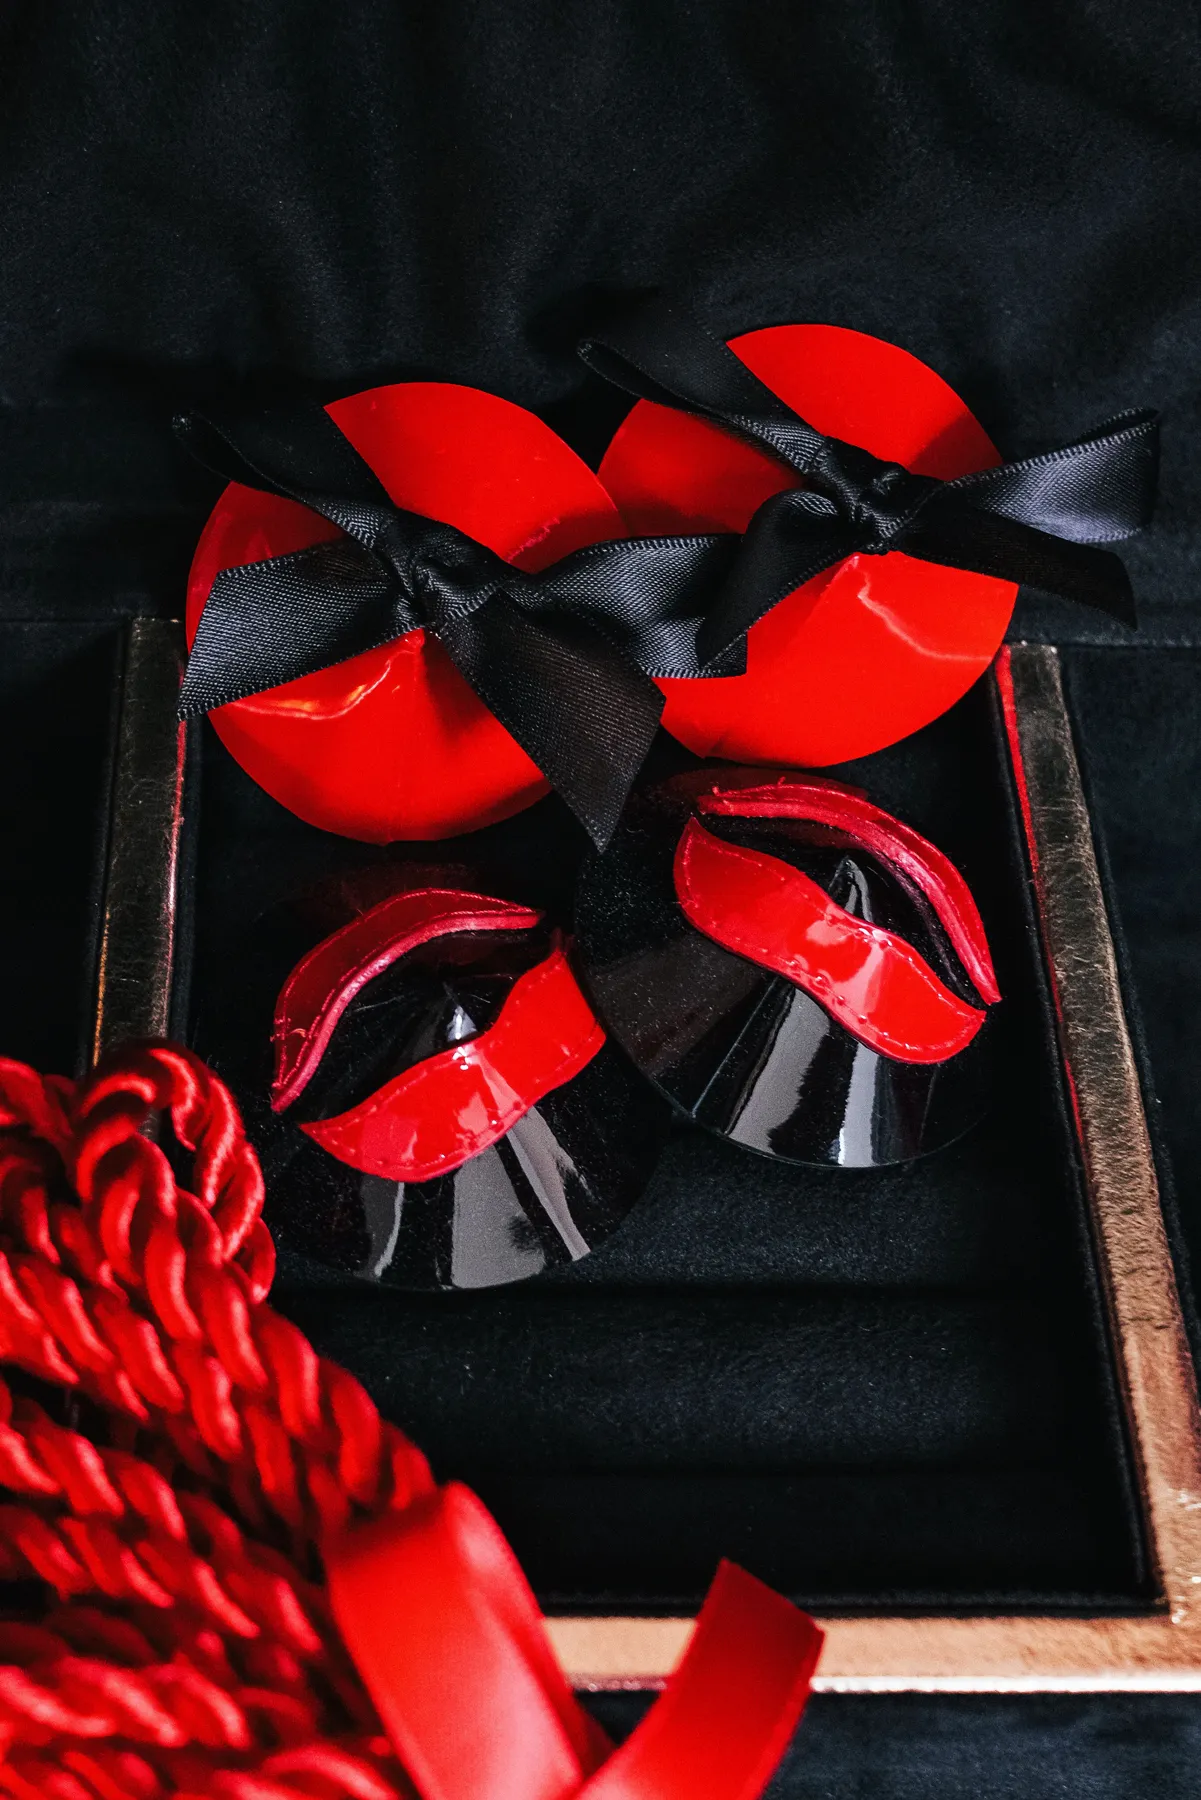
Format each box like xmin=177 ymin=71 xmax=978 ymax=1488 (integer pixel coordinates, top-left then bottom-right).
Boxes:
xmin=0 ymin=1044 xmax=418 ymax=1799
xmin=0 ymin=1044 xmax=820 ymax=1800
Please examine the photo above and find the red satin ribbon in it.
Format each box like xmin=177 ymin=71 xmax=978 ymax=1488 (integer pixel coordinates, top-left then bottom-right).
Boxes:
xmin=695 ymin=781 xmax=1000 ymax=1005
xmin=675 ymin=817 xmax=988 ymax=1064
xmin=326 ymin=1481 xmax=822 ymax=1800
xmin=301 ymin=938 xmax=605 ymax=1181
xmin=273 ymin=888 xmax=544 ymax=1112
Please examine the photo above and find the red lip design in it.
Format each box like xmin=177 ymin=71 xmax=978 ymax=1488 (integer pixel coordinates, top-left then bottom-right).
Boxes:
xmin=674 ymin=786 xmax=998 ymax=1065
xmin=301 ymin=936 xmax=604 ymax=1181
xmin=272 ymin=888 xmax=544 ymax=1112
xmin=272 ymin=888 xmax=605 ymax=1182
xmin=694 ymin=780 xmax=1000 ymax=1007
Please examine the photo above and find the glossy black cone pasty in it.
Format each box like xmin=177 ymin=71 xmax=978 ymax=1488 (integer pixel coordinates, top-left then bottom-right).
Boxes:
xmin=194 ymin=867 xmax=671 ymax=1290
xmin=574 ymin=769 xmax=1003 ymax=1168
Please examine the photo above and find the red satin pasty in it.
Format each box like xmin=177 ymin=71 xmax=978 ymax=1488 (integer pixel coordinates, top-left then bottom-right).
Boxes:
xmin=186 ymin=383 xmax=625 ymax=842
xmin=599 ymin=324 xmax=1015 ymax=767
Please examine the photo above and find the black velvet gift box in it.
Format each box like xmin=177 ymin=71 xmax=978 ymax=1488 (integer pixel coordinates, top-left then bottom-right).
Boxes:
xmin=4 ymin=4 xmax=1201 ymax=1790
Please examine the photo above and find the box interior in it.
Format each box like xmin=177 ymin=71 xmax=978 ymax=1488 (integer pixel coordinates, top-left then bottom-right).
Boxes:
xmin=4 ymin=617 xmax=1199 ymax=1626
xmin=181 ymin=673 xmax=1147 ymax=1614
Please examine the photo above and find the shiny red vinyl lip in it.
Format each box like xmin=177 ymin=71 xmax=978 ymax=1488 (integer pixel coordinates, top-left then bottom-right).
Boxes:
xmin=271 ymin=888 xmax=544 ymax=1113
xmin=694 ymin=780 xmax=1001 ymax=1006
xmin=300 ymin=934 xmax=605 ymax=1182
xmin=674 ymin=818 xmax=990 ymax=1065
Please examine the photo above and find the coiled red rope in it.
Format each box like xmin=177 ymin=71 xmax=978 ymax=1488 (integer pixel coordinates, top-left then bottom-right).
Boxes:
xmin=0 ymin=1044 xmax=820 ymax=1800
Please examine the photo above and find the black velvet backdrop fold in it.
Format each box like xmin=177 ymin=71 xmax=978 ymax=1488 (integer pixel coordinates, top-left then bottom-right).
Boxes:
xmin=1 ymin=1 xmax=1201 ymax=640
xmin=4 ymin=3 xmax=1201 ymax=1790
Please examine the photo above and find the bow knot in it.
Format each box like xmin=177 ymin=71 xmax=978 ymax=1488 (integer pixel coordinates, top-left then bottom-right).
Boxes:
xmin=389 ymin=517 xmax=510 ymax=626
xmin=813 ymin=439 xmax=940 ymax=548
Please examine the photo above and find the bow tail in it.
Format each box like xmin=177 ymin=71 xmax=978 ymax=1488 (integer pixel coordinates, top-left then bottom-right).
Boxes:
xmin=695 ymin=494 xmax=860 ymax=666
xmin=949 ymin=409 xmax=1159 ymax=542
xmin=438 ymin=598 xmax=666 ymax=850
xmin=903 ymin=501 xmax=1138 ymax=626
xmin=579 ymin=1559 xmax=822 ymax=1800
xmin=179 ymin=541 xmax=407 ymax=717
xmin=578 ymin=297 xmax=826 ymax=475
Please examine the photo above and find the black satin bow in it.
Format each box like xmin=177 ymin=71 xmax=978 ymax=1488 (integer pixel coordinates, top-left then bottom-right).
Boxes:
xmin=174 ymin=407 xmax=748 ymax=848
xmin=578 ymin=298 xmax=1159 ymax=661
xmin=178 ymin=318 xmax=1156 ymax=848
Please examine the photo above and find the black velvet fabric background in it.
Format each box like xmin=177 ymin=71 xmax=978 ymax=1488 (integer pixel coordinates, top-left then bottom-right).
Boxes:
xmin=0 ymin=623 xmax=119 ymax=1074
xmin=1 ymin=0 xmax=1201 ymax=645
xmin=2 ymin=1 xmax=1201 ymax=1788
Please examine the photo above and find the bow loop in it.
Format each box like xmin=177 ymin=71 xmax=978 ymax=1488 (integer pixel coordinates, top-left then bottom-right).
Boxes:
xmin=577 ymin=295 xmax=826 ymax=477
xmin=173 ymin=405 xmax=400 ymax=552
xmin=950 ymin=406 xmax=1160 ymax=544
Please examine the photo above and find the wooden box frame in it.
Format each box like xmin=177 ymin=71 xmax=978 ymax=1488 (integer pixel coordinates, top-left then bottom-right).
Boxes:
xmin=92 ymin=627 xmax=1201 ymax=1693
